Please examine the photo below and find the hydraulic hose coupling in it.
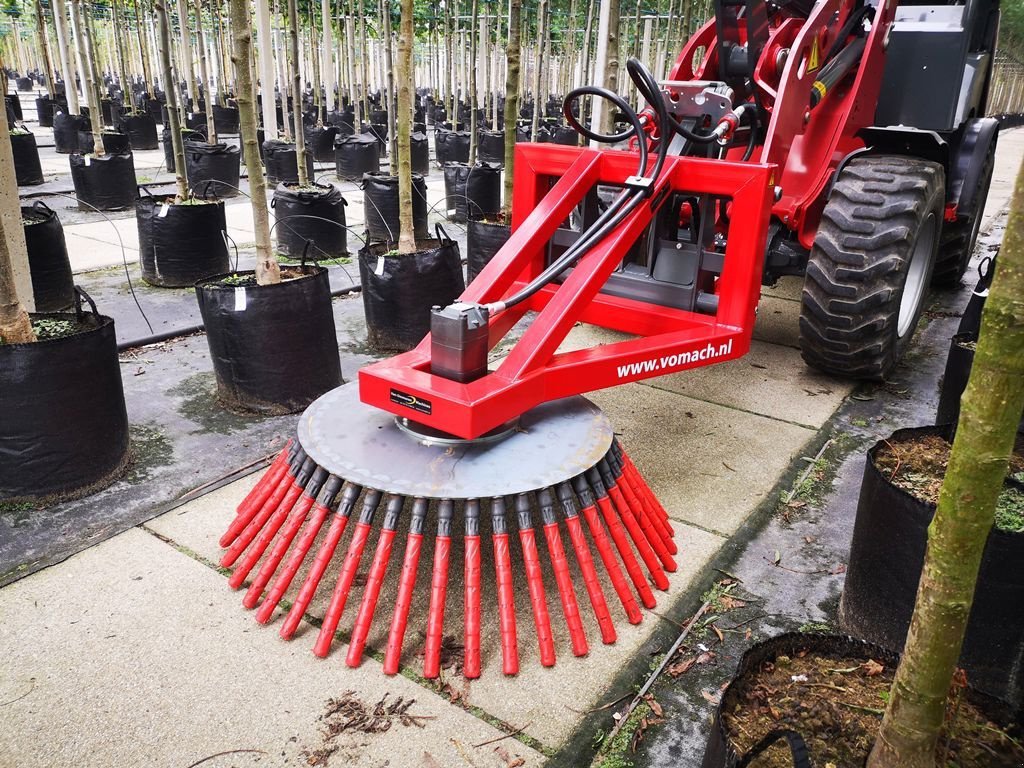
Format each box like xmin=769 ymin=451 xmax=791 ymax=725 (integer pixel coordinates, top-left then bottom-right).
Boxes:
xmin=714 ymin=104 xmax=750 ymax=145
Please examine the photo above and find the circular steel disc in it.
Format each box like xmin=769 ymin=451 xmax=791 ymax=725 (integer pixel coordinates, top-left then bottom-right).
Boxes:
xmin=297 ymin=382 xmax=613 ymax=499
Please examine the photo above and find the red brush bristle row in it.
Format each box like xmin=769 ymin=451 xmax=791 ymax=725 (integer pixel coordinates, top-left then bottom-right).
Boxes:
xmin=221 ymin=442 xmax=676 ymax=677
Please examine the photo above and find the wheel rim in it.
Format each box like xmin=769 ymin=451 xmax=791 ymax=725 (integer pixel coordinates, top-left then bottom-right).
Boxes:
xmin=898 ymin=212 xmax=937 ymax=338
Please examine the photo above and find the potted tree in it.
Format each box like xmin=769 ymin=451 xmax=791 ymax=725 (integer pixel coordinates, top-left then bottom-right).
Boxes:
xmin=0 ymin=103 xmax=129 ymax=504
xmin=134 ymin=0 xmax=231 ymax=288
xmin=110 ymin=0 xmax=158 ymax=150
xmin=357 ymin=0 xmax=464 ymax=352
xmin=195 ymin=0 xmax=341 ymax=414
xmin=702 ymin=160 xmax=1024 ymax=767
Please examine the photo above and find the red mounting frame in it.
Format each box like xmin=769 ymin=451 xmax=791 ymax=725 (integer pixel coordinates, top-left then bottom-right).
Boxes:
xmin=359 ymin=144 xmax=776 ymax=439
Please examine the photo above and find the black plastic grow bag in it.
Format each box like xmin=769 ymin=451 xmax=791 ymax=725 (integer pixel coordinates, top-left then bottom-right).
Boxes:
xmin=195 ymin=266 xmax=342 ymax=414
xmin=11 ymin=130 xmax=44 ymax=186
xmin=550 ymin=125 xmax=578 ymax=145
xmin=0 ymin=294 xmax=129 ymax=502
xmin=162 ymin=127 xmax=204 ymax=172
xmin=35 ymin=95 xmax=55 ymax=127
xmin=136 ymin=194 xmax=230 ymax=287
xmin=478 ymin=130 xmax=505 ymax=164
xmin=362 ymin=171 xmax=428 ymax=243
xmin=79 ymin=130 xmax=131 ymax=155
xmin=117 ymin=112 xmax=159 ymax=149
xmin=16 ymin=76 xmax=32 ymax=91
xmin=6 ymin=92 xmax=22 ymax=121
xmin=69 ymin=152 xmax=138 ymax=211
xmin=184 ymin=140 xmax=241 ymax=198
xmin=305 ymin=124 xmax=339 ymax=162
xmin=839 ymin=425 xmax=1024 ymax=705
xmin=466 ymin=216 xmax=511 ymax=283
xmin=334 ymin=133 xmax=380 ymax=180
xmin=411 ymin=131 xmax=430 ymax=175
xmin=262 ymin=140 xmax=315 ymax=185
xmin=272 ymin=182 xmax=348 ymax=259
xmin=936 ymin=332 xmax=977 ymax=426
xmin=53 ymin=111 xmax=89 ymax=154
xmin=22 ymin=201 xmax=73 ymax=311
xmin=435 ymin=128 xmax=470 ymax=166
xmin=443 ymin=163 xmax=501 ymax=224
xmin=358 ymin=227 xmax=466 ymax=351
xmin=212 ymin=104 xmax=240 ymax=133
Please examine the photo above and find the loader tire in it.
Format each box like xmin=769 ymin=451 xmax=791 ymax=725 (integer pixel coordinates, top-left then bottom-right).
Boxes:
xmin=799 ymin=155 xmax=944 ymax=380
xmin=931 ymin=139 xmax=996 ymax=288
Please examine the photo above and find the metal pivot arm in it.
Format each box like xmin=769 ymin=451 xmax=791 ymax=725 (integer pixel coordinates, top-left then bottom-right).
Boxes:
xmin=359 ymin=143 xmax=776 ymax=439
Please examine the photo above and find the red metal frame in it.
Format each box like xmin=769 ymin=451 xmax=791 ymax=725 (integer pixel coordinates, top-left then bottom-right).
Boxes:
xmin=360 ymin=145 xmax=776 ymax=439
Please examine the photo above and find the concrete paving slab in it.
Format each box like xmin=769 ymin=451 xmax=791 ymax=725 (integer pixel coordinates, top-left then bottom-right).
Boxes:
xmin=0 ymin=527 xmax=546 ymax=768
xmin=65 ymin=232 xmax=139 ymax=272
xmin=985 ymin=127 xmax=1024 ymax=229
xmin=760 ymin=275 xmax=803 ymax=302
xmin=588 ymin=382 xmax=816 ymax=534
xmin=752 ymin=295 xmax=802 ymax=348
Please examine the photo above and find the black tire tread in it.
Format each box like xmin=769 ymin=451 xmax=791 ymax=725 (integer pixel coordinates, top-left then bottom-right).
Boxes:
xmin=799 ymin=156 xmax=944 ymax=380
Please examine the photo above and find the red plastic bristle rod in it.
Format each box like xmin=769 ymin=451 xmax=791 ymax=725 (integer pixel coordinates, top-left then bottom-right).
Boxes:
xmin=242 ymin=467 xmax=329 ymax=607
xmin=608 ymin=449 xmax=677 ymax=556
xmin=516 ymin=493 xmax=556 ymax=667
xmin=615 ymin=442 xmax=674 ymax=536
xmin=555 ymin=483 xmax=617 ymax=642
xmin=256 ymin=475 xmax=344 ymax=624
xmin=537 ymin=488 xmax=588 ymax=657
xmin=346 ymin=494 xmax=405 ymax=667
xmin=220 ymin=449 xmax=306 ymax=566
xmin=574 ymin=474 xmax=656 ymax=609
xmin=599 ymin=460 xmax=676 ymax=574
xmin=423 ymin=499 xmax=455 ymax=679
xmin=491 ymin=497 xmax=519 ymax=675
xmin=313 ymin=489 xmax=383 ymax=657
xmin=226 ymin=457 xmax=316 ymax=586
xmin=383 ymin=498 xmax=428 ymax=675
xmin=223 ymin=442 xmax=294 ymax=546
xmin=279 ymin=481 xmax=362 ymax=639
xmin=463 ymin=499 xmax=482 ymax=679
xmin=588 ymin=467 xmax=669 ymax=592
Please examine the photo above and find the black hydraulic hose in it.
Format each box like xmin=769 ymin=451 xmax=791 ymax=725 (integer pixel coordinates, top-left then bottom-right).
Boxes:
xmin=741 ymin=102 xmax=760 ymax=161
xmin=562 ymin=84 xmax=650 ymax=177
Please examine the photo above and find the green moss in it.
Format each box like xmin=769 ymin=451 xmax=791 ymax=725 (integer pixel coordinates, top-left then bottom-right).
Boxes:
xmin=995 ymin=486 xmax=1024 ymax=533
xmin=167 ymin=372 xmax=259 ymax=434
xmin=124 ymin=423 xmax=174 ymax=483
xmin=591 ymin=702 xmax=652 ymax=768
xmin=31 ymin=318 xmax=80 ymax=340
xmin=0 ymin=500 xmax=38 ymax=528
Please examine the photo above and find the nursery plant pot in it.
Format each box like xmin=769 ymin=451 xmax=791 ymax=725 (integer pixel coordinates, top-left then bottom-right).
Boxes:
xmin=839 ymin=425 xmax=1024 ymax=705
xmin=35 ymin=95 xmax=55 ymax=127
xmin=435 ymin=127 xmax=470 ymax=166
xmin=305 ymin=124 xmax=339 ymax=162
xmin=358 ymin=228 xmax=465 ymax=352
xmin=272 ymin=182 xmax=347 ymax=259
xmin=136 ymin=195 xmax=230 ymax=287
xmin=550 ymin=125 xmax=578 ymax=146
xmin=478 ymin=129 xmax=505 ymax=165
xmin=16 ymin=76 xmax=32 ymax=91
xmin=185 ymin=111 xmax=207 ymax=131
xmin=161 ymin=127 xmax=204 ymax=172
xmin=466 ymin=215 xmax=511 ymax=283
xmin=195 ymin=266 xmax=342 ymax=414
xmin=5 ymin=92 xmax=22 ymax=121
xmin=117 ymin=112 xmax=159 ymax=150
xmin=0 ymin=294 xmax=129 ymax=503
xmin=702 ymin=632 xmax=1023 ymax=768
xmin=936 ymin=332 xmax=977 ymax=426
xmin=334 ymin=133 xmax=380 ymax=180
xmin=212 ymin=104 xmax=240 ymax=133
xmin=184 ymin=140 xmax=241 ymax=198
xmin=10 ymin=130 xmax=44 ymax=186
xmin=262 ymin=139 xmax=314 ymax=185
xmin=78 ymin=130 xmax=131 ymax=154
xmin=69 ymin=152 xmax=138 ymax=211
xmin=52 ymin=111 xmax=88 ymax=154
xmin=443 ymin=162 xmax=501 ymax=224
xmin=362 ymin=171 xmax=428 ymax=244
xmin=410 ymin=131 xmax=430 ymax=176
xmin=22 ymin=201 xmax=74 ymax=311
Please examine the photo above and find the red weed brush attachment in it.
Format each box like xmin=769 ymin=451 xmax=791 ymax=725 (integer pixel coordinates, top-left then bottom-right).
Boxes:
xmin=219 ymin=383 xmax=676 ymax=678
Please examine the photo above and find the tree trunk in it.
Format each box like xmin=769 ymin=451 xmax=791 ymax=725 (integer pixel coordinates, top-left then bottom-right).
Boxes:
xmin=33 ymin=0 xmax=57 ymax=97
xmin=192 ymin=0 xmax=216 ymax=140
xmin=867 ymin=159 xmax=1024 ymax=768
xmin=136 ymin=0 xmax=155 ymax=97
xmin=52 ymin=0 xmax=79 ymax=113
xmin=0 ymin=99 xmax=35 ymax=343
xmin=228 ymin=0 xmax=278 ymax=284
xmin=286 ymin=0 xmax=308 ymax=185
xmin=529 ymin=0 xmax=546 ymax=141
xmin=320 ymin=0 xmax=334 ymax=110
xmin=155 ymin=0 xmax=189 ymax=199
xmin=254 ymin=0 xmax=277 ymax=135
xmin=176 ymin=0 xmax=199 ymax=114
xmin=502 ymin=0 xmax=521 ymax=218
xmin=468 ymin=0 xmax=478 ymax=162
xmin=74 ymin=0 xmax=105 ymax=156
xmin=357 ymin=0 xmax=370 ymax=131
xmin=112 ymin=0 xmax=136 ymax=112
xmin=395 ymin=0 xmax=415 ymax=253
xmin=382 ymin=0 xmax=398 ymax=162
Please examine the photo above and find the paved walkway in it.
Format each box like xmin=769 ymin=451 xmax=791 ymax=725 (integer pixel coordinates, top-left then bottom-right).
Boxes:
xmin=2 ymin=103 xmax=1022 ymax=767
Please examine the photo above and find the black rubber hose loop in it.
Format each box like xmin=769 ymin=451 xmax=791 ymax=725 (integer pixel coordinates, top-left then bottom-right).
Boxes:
xmin=737 ymin=729 xmax=812 ymax=768
xmin=32 ymin=199 xmax=54 ymax=214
